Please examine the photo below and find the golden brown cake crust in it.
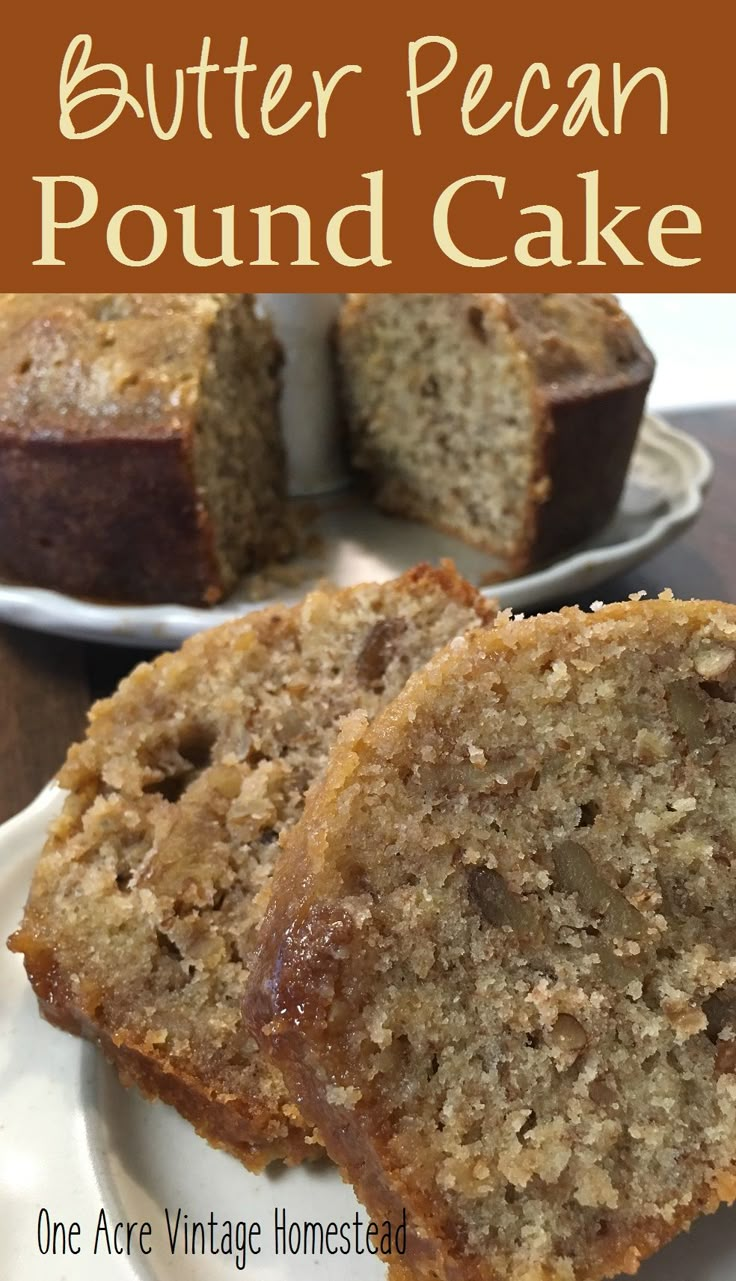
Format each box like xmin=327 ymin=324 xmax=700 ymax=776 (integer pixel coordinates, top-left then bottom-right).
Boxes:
xmin=248 ymin=597 xmax=736 ymax=1279
xmin=9 ymin=562 xmax=493 ymax=1171
xmin=0 ymin=435 xmax=225 ymax=605
xmin=0 ymin=293 xmax=287 ymax=605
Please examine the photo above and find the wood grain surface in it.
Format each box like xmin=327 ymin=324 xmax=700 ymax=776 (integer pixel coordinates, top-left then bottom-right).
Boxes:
xmin=0 ymin=406 xmax=733 ymax=825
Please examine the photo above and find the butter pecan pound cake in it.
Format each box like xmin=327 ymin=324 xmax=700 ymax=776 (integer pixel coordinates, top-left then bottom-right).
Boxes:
xmin=249 ymin=596 xmax=736 ymax=1278
xmin=9 ymin=564 xmax=492 ymax=1170
xmin=337 ymin=293 xmax=654 ymax=574
xmin=0 ymin=293 xmax=290 ymax=604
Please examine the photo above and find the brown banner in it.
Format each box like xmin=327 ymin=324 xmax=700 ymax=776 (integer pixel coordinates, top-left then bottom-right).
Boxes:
xmin=2 ymin=0 xmax=733 ymax=289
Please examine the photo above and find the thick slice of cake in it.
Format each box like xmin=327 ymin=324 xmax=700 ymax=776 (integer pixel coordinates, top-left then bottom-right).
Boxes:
xmin=337 ymin=293 xmax=654 ymax=573
xmin=9 ymin=564 xmax=492 ymax=1170
xmin=248 ymin=596 xmax=736 ymax=1278
xmin=0 ymin=292 xmax=290 ymax=605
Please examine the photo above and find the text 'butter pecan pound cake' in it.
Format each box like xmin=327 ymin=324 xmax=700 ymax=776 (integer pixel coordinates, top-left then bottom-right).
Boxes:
xmin=0 ymin=293 xmax=290 ymax=605
xmin=337 ymin=293 xmax=654 ymax=575
xmin=9 ymin=564 xmax=493 ymax=1170
xmin=248 ymin=596 xmax=736 ymax=1279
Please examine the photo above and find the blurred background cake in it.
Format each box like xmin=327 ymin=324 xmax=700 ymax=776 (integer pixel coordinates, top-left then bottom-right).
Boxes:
xmin=336 ymin=293 xmax=655 ymax=574
xmin=0 ymin=293 xmax=291 ymax=605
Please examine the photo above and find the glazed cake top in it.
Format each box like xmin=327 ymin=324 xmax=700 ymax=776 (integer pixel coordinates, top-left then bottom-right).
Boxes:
xmin=503 ymin=292 xmax=655 ymax=397
xmin=0 ymin=293 xmax=238 ymax=441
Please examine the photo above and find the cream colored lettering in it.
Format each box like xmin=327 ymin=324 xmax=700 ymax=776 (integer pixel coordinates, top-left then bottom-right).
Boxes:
xmin=185 ymin=36 xmax=219 ymax=139
xmin=431 ymin=172 xmax=696 ymax=269
xmin=145 ymin=65 xmax=185 ymax=141
xmin=261 ymin=66 xmax=312 ymax=136
xmin=33 ymin=175 xmax=99 ymax=265
xmin=175 ymin=205 xmax=244 ymax=266
xmin=564 ymin=65 xmax=609 ymax=136
xmin=223 ymin=38 xmax=257 ymax=140
xmin=325 ymin=170 xmax=390 ymax=266
xmin=648 ymin=206 xmax=701 ymax=265
xmin=59 ymin=35 xmax=143 ymax=139
xmin=106 ymin=205 xmax=168 ymax=266
xmin=433 ymin=175 xmax=507 ymax=266
xmin=515 ymin=64 xmax=559 ymax=137
xmin=313 ymin=66 xmax=362 ymax=138
xmin=249 ymin=204 xmax=318 ymax=265
xmin=407 ymin=36 xmax=458 ymax=135
xmin=461 ymin=66 xmax=511 ymax=136
xmin=578 ymin=170 xmax=642 ymax=265
xmin=613 ymin=65 xmax=669 ymax=134
xmin=516 ymin=205 xmax=571 ymax=265
xmin=407 ymin=43 xmax=666 ymax=138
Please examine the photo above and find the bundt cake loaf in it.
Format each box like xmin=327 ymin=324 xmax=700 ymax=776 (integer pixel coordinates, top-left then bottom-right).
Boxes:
xmin=0 ymin=293 xmax=290 ymax=605
xmin=248 ymin=595 xmax=736 ymax=1279
xmin=9 ymin=563 xmax=493 ymax=1170
xmin=337 ymin=293 xmax=655 ymax=573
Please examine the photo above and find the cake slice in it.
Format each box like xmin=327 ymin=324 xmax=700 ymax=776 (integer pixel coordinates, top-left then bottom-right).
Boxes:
xmin=9 ymin=563 xmax=492 ymax=1170
xmin=248 ymin=595 xmax=736 ymax=1278
xmin=0 ymin=292 xmax=290 ymax=605
xmin=337 ymin=293 xmax=654 ymax=573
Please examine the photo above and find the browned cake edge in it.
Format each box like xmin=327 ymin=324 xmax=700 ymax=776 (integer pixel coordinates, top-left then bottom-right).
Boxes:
xmin=0 ymin=293 xmax=287 ymax=607
xmin=8 ymin=561 xmax=495 ymax=1173
xmin=335 ymin=294 xmax=654 ymax=579
xmin=520 ymin=363 xmax=654 ymax=575
xmin=12 ymin=936 xmax=311 ymax=1171
xmin=451 ymin=294 xmax=655 ymax=578
xmin=0 ymin=434 xmax=227 ymax=606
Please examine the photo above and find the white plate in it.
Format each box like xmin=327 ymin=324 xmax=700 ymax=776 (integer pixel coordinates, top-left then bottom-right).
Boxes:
xmin=3 ymin=787 xmax=736 ymax=1281
xmin=0 ymin=414 xmax=711 ymax=648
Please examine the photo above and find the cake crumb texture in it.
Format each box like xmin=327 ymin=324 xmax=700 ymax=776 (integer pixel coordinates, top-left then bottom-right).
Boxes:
xmin=337 ymin=293 xmax=654 ymax=574
xmin=9 ymin=562 xmax=492 ymax=1170
xmin=248 ymin=597 xmax=736 ymax=1278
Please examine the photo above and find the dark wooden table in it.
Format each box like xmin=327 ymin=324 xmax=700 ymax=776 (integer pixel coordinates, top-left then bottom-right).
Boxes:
xmin=0 ymin=406 xmax=733 ymax=825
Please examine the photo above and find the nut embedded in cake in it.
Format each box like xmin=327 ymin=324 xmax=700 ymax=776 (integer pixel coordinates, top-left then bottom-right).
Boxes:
xmin=248 ymin=594 xmax=736 ymax=1280
xmin=8 ymin=562 xmax=493 ymax=1171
